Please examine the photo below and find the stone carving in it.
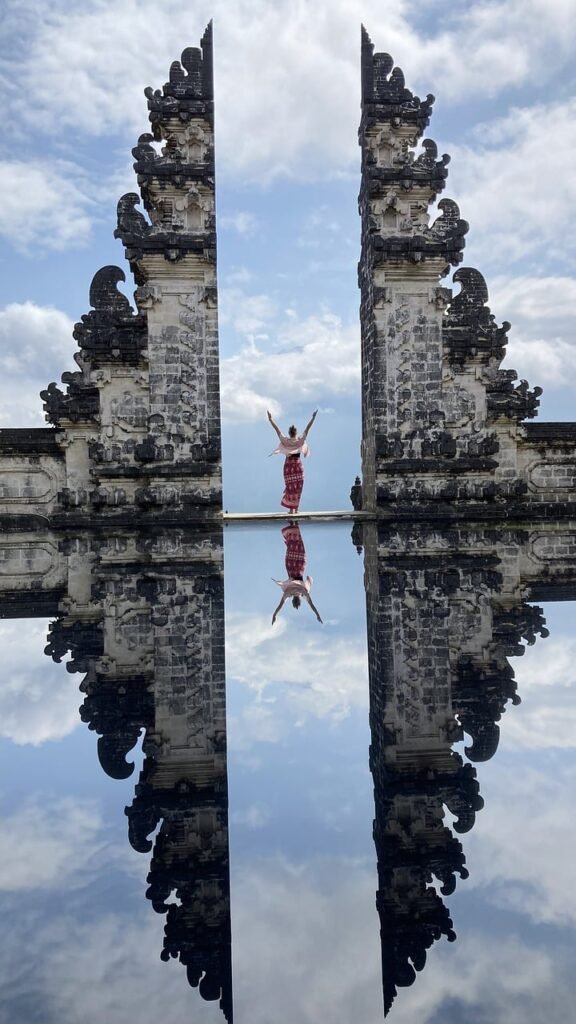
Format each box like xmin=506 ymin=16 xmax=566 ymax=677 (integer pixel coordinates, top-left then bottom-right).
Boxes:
xmin=361 ymin=27 xmax=434 ymax=129
xmin=357 ymin=510 xmax=576 ymax=1017
xmin=115 ymin=192 xmax=151 ymax=242
xmin=22 ymin=521 xmax=233 ymax=1017
xmin=144 ymin=25 xmax=214 ymax=139
xmin=45 ymin=618 xmax=104 ymax=674
xmin=41 ymin=377 xmax=100 ymax=426
xmin=73 ymin=266 xmax=147 ymax=367
xmin=79 ymin=672 xmax=154 ymax=779
xmin=486 ymin=371 xmax=542 ymax=421
xmin=0 ymin=23 xmax=222 ymax=525
xmin=444 ymin=267 xmax=509 ymax=365
xmin=356 ymin=30 xmax=572 ymax=514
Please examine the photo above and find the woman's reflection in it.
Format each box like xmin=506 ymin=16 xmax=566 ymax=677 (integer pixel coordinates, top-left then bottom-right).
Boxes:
xmin=271 ymin=523 xmax=323 ymax=624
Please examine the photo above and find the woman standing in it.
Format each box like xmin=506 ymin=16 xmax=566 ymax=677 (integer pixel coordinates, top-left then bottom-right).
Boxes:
xmin=267 ymin=409 xmax=318 ymax=513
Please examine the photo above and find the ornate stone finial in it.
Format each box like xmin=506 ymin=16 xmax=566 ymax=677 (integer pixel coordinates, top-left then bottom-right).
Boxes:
xmin=361 ymin=26 xmax=434 ymax=130
xmin=350 ymin=475 xmax=362 ymax=510
xmin=145 ymin=22 xmax=214 ymax=139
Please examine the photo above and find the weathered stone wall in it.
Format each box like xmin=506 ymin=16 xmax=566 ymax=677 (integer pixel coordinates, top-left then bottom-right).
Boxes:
xmin=0 ymin=26 xmax=222 ymax=526
xmin=118 ymin=26 xmax=221 ymax=509
xmin=358 ymin=29 xmax=575 ymax=517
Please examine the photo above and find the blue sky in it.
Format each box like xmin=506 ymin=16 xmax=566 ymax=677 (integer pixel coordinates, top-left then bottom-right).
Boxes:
xmin=1 ymin=0 xmax=576 ymax=510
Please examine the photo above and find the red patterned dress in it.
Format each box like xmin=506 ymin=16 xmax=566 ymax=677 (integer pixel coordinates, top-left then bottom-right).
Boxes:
xmin=281 ymin=456 xmax=304 ymax=511
xmin=270 ymin=435 xmax=309 ymax=512
xmin=282 ymin=523 xmax=306 ymax=578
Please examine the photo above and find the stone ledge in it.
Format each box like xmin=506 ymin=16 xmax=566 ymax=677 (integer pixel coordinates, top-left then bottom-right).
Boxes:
xmin=49 ymin=506 xmax=222 ymax=529
xmin=524 ymin=423 xmax=576 ymax=443
xmin=95 ymin=462 xmax=219 ymax=479
xmin=376 ymin=457 xmax=499 ymax=474
xmin=528 ymin=581 xmax=576 ymax=601
xmin=106 ymin=559 xmax=219 ymax=577
xmin=373 ymin=501 xmax=576 ymax=521
xmin=0 ymin=588 xmax=66 ymax=618
xmin=0 ymin=428 xmax=64 ymax=455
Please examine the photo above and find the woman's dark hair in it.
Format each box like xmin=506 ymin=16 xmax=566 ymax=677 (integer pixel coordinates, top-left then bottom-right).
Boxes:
xmin=288 ymin=425 xmax=297 ymax=438
xmin=292 ymin=596 xmax=301 ymax=609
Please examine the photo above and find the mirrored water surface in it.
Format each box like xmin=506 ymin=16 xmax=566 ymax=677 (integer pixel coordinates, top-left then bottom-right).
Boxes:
xmin=0 ymin=520 xmax=575 ymax=1023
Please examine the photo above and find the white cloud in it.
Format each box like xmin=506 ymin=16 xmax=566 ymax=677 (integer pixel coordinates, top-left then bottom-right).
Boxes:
xmin=221 ymin=379 xmax=283 ymax=423
xmin=466 ymin=759 xmax=576 ymax=927
xmin=231 ymin=803 xmax=270 ymax=828
xmin=0 ymin=301 xmax=76 ymax=426
xmin=220 ymin=211 xmax=259 ymax=235
xmin=0 ymin=823 xmax=572 ymax=1023
xmin=0 ymin=788 xmax=208 ymax=1021
xmin=448 ymin=98 xmax=576 ymax=269
xmin=0 ymin=620 xmax=81 ymax=745
xmin=0 ymin=302 xmax=75 ymax=378
xmin=219 ymin=287 xmax=277 ymax=334
xmin=506 ymin=337 xmax=576 ymax=390
xmin=0 ymin=290 xmax=359 ymax=433
xmin=226 ymin=612 xmax=368 ymax=749
xmin=387 ymin=931 xmax=568 ymax=1024
xmin=232 ymin=854 xmax=576 ymax=1024
xmin=490 ymin=275 xmax=576 ymax=329
xmin=476 ymin=276 xmax=576 ymax=389
xmin=221 ymin=305 xmax=360 ymax=421
xmin=0 ymin=797 xmax=103 ymax=891
xmin=232 ymin=856 xmax=382 ymax=1021
xmin=0 ymin=907 xmax=220 ymax=1024
xmin=5 ymin=0 xmax=576 ymax=182
xmin=0 ymin=160 xmax=96 ymax=252
xmin=502 ymin=635 xmax=576 ymax=750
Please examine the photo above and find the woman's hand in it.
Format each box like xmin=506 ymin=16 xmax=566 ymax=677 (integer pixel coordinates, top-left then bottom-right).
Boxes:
xmin=267 ymin=409 xmax=272 ymax=421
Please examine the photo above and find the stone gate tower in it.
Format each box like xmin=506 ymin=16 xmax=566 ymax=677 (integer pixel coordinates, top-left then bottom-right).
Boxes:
xmin=0 ymin=24 xmax=221 ymax=524
xmin=357 ymin=27 xmax=576 ymax=517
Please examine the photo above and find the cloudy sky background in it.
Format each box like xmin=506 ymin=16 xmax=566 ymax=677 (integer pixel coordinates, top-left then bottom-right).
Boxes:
xmin=1 ymin=1 xmax=576 ymax=1019
xmin=1 ymin=0 xmax=576 ymax=509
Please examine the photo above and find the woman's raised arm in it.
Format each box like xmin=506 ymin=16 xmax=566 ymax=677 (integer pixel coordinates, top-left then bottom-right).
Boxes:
xmin=272 ymin=593 xmax=287 ymax=624
xmin=267 ymin=409 xmax=283 ymax=440
xmin=305 ymin=593 xmax=323 ymax=623
xmin=302 ymin=409 xmax=318 ymax=439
